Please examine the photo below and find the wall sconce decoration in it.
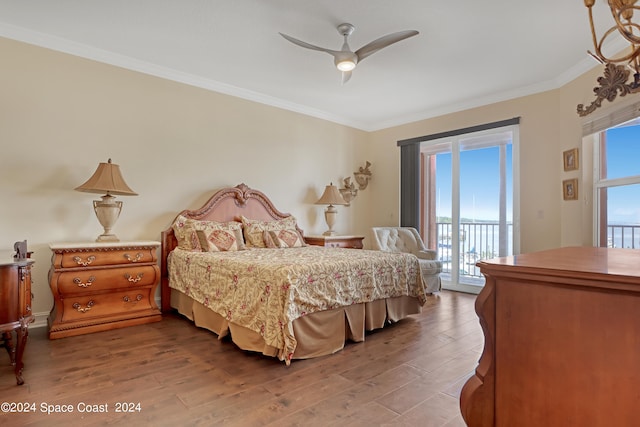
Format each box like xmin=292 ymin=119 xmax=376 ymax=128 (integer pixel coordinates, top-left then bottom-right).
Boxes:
xmin=339 ymin=177 xmax=358 ymax=206
xmin=353 ymin=161 xmax=372 ymax=190
xmin=75 ymin=158 xmax=138 ymax=242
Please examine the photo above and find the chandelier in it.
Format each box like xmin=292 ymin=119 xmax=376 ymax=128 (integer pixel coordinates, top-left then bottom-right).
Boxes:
xmin=578 ymin=0 xmax=640 ymax=116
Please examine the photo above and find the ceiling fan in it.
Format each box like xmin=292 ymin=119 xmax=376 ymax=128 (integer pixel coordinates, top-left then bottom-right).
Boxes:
xmin=279 ymin=23 xmax=419 ymax=84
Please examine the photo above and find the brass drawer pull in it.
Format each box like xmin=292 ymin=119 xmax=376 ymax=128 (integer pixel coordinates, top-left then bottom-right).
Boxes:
xmin=124 ymin=273 xmax=144 ymax=283
xmin=19 ymin=266 xmax=29 ymax=282
xmin=123 ymin=294 xmax=143 ymax=303
xmin=73 ymin=255 xmax=96 ymax=266
xmin=124 ymin=253 xmax=143 ymax=263
xmin=73 ymin=276 xmax=96 ymax=288
xmin=72 ymin=300 xmax=95 ymax=313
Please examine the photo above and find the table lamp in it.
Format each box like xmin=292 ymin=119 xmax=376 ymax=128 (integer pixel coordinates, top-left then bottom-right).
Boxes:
xmin=75 ymin=159 xmax=138 ymax=242
xmin=315 ymin=183 xmax=347 ymax=236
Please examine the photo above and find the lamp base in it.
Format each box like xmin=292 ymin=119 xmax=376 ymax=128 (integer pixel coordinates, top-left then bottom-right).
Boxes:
xmin=93 ymin=195 xmax=123 ymax=243
xmin=323 ymin=205 xmax=338 ymax=237
xmin=96 ymin=233 xmax=119 ymax=242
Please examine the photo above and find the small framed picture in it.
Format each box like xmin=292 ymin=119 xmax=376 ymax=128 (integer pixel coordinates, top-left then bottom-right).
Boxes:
xmin=563 ymin=178 xmax=578 ymax=200
xmin=563 ymin=148 xmax=579 ymax=171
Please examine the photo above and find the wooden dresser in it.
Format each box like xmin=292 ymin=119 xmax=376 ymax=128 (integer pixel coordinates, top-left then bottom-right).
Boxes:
xmin=48 ymin=241 xmax=161 ymax=339
xmin=460 ymin=246 xmax=640 ymax=427
xmin=0 ymin=258 xmax=34 ymax=385
xmin=304 ymin=235 xmax=364 ymax=249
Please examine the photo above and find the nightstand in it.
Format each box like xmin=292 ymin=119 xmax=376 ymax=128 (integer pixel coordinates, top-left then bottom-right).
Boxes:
xmin=304 ymin=235 xmax=364 ymax=249
xmin=48 ymin=241 xmax=161 ymax=339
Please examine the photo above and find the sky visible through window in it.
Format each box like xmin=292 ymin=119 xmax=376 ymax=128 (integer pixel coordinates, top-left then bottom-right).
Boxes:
xmin=604 ymin=125 xmax=640 ymax=225
xmin=434 ymin=127 xmax=640 ymax=226
xmin=435 ymin=145 xmax=513 ymax=222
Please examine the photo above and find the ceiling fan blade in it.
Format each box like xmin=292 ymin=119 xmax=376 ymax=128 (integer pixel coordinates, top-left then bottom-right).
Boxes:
xmin=355 ymin=30 xmax=419 ymax=62
xmin=341 ymin=70 xmax=352 ymax=84
xmin=279 ymin=32 xmax=339 ymax=56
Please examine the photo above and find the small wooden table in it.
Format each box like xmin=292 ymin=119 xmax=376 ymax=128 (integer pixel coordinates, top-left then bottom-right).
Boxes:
xmin=0 ymin=258 xmax=35 ymax=385
xmin=304 ymin=235 xmax=364 ymax=249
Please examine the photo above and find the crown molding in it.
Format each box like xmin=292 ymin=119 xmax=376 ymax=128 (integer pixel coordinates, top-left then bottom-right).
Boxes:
xmin=0 ymin=23 xmax=370 ymax=131
xmin=1 ymin=22 xmax=626 ymax=133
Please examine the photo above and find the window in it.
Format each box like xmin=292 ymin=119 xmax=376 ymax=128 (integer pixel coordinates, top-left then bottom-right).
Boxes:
xmin=593 ymin=119 xmax=640 ymax=249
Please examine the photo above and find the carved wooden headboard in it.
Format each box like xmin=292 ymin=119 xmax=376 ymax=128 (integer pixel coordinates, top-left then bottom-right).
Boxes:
xmin=160 ymin=183 xmax=299 ymax=312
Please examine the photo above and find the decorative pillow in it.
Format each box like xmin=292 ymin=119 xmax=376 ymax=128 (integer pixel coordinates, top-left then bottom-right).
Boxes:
xmin=266 ymin=229 xmax=306 ymax=248
xmin=240 ymin=215 xmax=299 ymax=248
xmin=197 ymin=222 xmax=245 ymax=252
xmin=263 ymin=230 xmax=278 ymax=248
xmin=172 ymin=215 xmax=203 ymax=251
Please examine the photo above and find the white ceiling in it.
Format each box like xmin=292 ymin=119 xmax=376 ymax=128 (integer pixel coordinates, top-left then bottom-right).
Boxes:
xmin=0 ymin=1 xmax=624 ymax=131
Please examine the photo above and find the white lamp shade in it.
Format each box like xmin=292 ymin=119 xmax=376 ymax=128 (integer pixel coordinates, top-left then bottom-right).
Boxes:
xmin=315 ymin=183 xmax=347 ymax=206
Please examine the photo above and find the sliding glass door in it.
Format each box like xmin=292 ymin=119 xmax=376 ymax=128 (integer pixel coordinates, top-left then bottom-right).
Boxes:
xmin=421 ymin=126 xmax=519 ymax=293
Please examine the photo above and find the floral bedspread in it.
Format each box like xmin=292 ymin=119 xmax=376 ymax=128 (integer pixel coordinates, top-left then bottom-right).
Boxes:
xmin=168 ymin=246 xmax=426 ymax=362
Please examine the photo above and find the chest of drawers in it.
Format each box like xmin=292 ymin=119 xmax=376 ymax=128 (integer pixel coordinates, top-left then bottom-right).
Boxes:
xmin=1 ymin=258 xmax=34 ymax=385
xmin=48 ymin=241 xmax=161 ymax=339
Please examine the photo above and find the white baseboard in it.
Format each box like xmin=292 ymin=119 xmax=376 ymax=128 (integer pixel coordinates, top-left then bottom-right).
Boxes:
xmin=31 ymin=311 xmax=49 ymax=329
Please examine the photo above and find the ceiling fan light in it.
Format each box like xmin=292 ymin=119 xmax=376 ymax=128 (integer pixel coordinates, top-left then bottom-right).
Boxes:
xmin=337 ymin=60 xmax=356 ymax=71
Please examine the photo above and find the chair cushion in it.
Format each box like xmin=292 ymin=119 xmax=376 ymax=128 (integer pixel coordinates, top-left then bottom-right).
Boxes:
xmin=419 ymin=259 xmax=442 ymax=276
xmin=374 ymin=228 xmax=420 ymax=253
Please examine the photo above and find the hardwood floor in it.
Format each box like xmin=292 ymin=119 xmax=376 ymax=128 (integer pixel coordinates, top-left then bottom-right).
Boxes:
xmin=0 ymin=291 xmax=480 ymax=427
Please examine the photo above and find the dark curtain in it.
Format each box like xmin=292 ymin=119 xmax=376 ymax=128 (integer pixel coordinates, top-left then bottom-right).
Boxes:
xmin=399 ymin=141 xmax=420 ymax=230
xmin=397 ymin=117 xmax=520 ymax=234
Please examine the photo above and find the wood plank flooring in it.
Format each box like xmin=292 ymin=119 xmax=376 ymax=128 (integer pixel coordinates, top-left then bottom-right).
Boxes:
xmin=0 ymin=291 xmax=480 ymax=427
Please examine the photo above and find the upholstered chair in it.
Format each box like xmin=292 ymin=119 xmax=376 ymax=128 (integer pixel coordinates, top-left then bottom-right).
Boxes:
xmin=370 ymin=227 xmax=442 ymax=294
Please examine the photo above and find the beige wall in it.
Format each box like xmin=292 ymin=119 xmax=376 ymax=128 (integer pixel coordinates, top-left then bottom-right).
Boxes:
xmin=367 ymin=64 xmax=618 ymax=255
xmin=368 ymin=90 xmax=563 ymax=254
xmin=0 ymin=36 xmax=622 ymax=319
xmin=0 ymin=38 xmax=368 ymax=316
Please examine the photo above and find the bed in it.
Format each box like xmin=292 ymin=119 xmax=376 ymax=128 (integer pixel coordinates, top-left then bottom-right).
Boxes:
xmin=160 ymin=183 xmax=428 ymax=364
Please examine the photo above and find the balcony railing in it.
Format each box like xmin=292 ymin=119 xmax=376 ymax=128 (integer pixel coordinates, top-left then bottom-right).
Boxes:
xmin=436 ymin=221 xmax=511 ymax=279
xmin=435 ymin=222 xmax=640 ymax=280
xmin=607 ymin=224 xmax=640 ymax=249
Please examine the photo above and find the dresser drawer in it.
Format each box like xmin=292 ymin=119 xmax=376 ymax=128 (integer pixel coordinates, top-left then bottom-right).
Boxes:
xmin=54 ymin=265 xmax=159 ymax=294
xmin=61 ymin=288 xmax=154 ymax=323
xmin=54 ymin=246 xmax=157 ymax=269
xmin=304 ymin=235 xmax=364 ymax=249
xmin=48 ymin=241 xmax=161 ymax=339
xmin=0 ymin=264 xmax=33 ymax=324
xmin=21 ymin=265 xmax=32 ymax=318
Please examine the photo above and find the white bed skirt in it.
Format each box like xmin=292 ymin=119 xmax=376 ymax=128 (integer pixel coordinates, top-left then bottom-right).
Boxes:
xmin=170 ymin=289 xmax=422 ymax=361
